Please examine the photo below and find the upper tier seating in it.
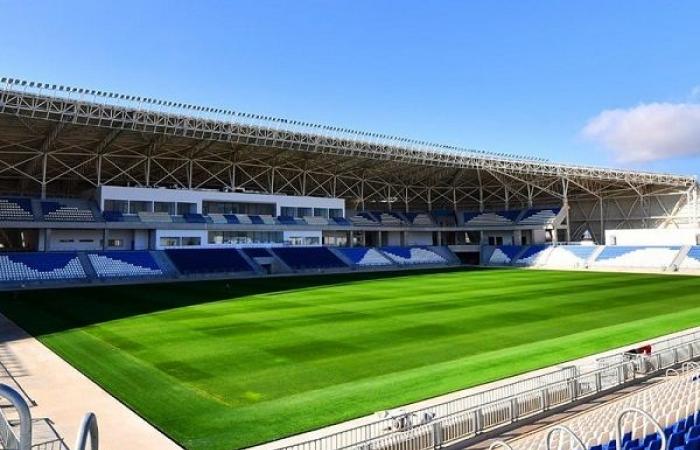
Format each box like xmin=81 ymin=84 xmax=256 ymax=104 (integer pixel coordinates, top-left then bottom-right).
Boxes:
xmin=488 ymin=245 xmax=522 ymax=265
xmin=680 ymin=247 xmax=700 ymax=269
xmin=303 ymin=216 xmax=329 ymax=226
xmin=233 ymin=214 xmax=252 ymax=224
xmin=404 ymin=212 xmax=435 ymax=226
xmin=380 ymin=246 xmax=446 ymax=265
xmin=165 ymin=248 xmax=253 ymax=274
xmin=137 ymin=212 xmax=172 ymax=223
xmin=277 ymin=216 xmax=305 ymax=225
xmin=463 ymin=210 xmax=521 ymax=226
xmin=510 ymin=368 xmax=700 ymax=450
xmin=207 ymin=214 xmax=228 ymax=224
xmin=518 ymin=207 xmax=562 ymax=225
xmin=0 ymin=252 xmax=86 ymax=282
xmin=331 ymin=217 xmax=352 ymax=226
xmin=338 ymin=248 xmax=393 ymax=266
xmin=271 ymin=247 xmax=348 ymax=270
xmin=514 ymin=245 xmax=551 ymax=265
xmin=42 ymin=201 xmax=98 ymax=222
xmin=87 ymin=251 xmax=163 ymax=278
xmin=377 ymin=212 xmax=405 ymax=226
xmin=0 ymin=198 xmax=34 ymax=221
xmin=183 ymin=213 xmax=206 ymax=223
xmin=545 ymin=245 xmax=600 ymax=268
xmin=349 ymin=213 xmax=380 ymax=226
xmin=593 ymin=246 xmax=680 ymax=269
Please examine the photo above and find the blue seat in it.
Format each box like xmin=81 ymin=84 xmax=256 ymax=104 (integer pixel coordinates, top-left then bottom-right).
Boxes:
xmin=165 ymin=249 xmax=253 ymax=274
xmin=183 ymin=213 xmax=206 ymax=223
xmin=669 ymin=432 xmax=686 ymax=449
xmin=271 ymin=247 xmax=347 ymax=270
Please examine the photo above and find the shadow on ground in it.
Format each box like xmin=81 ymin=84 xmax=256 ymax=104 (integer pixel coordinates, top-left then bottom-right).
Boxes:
xmin=0 ymin=266 xmax=492 ymax=339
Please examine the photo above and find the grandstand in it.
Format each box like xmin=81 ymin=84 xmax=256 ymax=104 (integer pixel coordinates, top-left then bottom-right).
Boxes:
xmin=2 ymin=77 xmax=700 ymax=450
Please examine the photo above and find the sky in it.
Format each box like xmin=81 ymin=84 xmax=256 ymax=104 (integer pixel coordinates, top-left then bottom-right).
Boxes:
xmin=2 ymin=1 xmax=700 ymax=175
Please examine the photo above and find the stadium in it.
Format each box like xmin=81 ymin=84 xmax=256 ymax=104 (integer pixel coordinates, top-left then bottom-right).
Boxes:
xmin=1 ymin=76 xmax=700 ymax=450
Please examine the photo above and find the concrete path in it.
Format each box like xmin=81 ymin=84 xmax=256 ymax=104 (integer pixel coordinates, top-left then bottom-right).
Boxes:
xmin=0 ymin=313 xmax=183 ymax=450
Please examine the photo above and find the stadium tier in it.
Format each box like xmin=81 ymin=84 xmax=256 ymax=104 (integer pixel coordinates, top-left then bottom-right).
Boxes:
xmin=0 ymin=252 xmax=85 ymax=282
xmin=338 ymin=247 xmax=393 ymax=266
xmin=271 ymin=247 xmax=348 ymax=270
xmin=380 ymin=246 xmax=447 ymax=265
xmin=88 ymin=251 xmax=164 ymax=278
xmin=0 ymin=198 xmax=34 ymax=221
xmin=593 ymin=246 xmax=681 ymax=270
xmin=165 ymin=248 xmax=254 ymax=274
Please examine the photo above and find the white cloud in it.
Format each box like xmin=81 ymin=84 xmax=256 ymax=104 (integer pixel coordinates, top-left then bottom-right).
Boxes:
xmin=691 ymin=85 xmax=700 ymax=101
xmin=582 ymin=102 xmax=700 ymax=162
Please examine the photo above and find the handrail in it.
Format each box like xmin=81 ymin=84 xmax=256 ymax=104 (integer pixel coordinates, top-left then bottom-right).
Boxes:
xmin=488 ymin=440 xmax=514 ymax=449
xmin=74 ymin=412 xmax=99 ymax=450
xmin=616 ymin=407 xmax=666 ymax=450
xmin=0 ymin=383 xmax=32 ymax=450
xmin=546 ymin=425 xmax=586 ymax=450
xmin=666 ymin=368 xmax=681 ymax=377
xmin=278 ymin=338 xmax=700 ymax=450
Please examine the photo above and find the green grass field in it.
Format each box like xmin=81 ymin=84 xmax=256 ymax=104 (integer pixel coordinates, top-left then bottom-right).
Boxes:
xmin=2 ymin=268 xmax=700 ymax=449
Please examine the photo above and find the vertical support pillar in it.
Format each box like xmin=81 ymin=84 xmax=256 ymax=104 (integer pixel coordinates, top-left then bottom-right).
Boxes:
xmin=44 ymin=228 xmax=51 ymax=251
xmin=103 ymin=228 xmax=108 ymax=250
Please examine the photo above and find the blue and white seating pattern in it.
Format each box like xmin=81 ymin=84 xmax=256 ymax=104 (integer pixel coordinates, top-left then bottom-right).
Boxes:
xmin=349 ymin=213 xmax=380 ymax=226
xmin=88 ymin=251 xmax=163 ymax=278
xmin=272 ymin=247 xmax=348 ymax=270
xmin=594 ymin=246 xmax=680 ymax=269
xmin=137 ymin=212 xmax=172 ymax=223
xmin=338 ymin=248 xmax=393 ymax=266
xmin=0 ymin=252 xmax=86 ymax=282
xmin=518 ymin=207 xmax=562 ymax=226
xmin=0 ymin=198 xmax=33 ymax=221
xmin=511 ymin=367 xmax=700 ymax=450
xmin=514 ymin=245 xmax=551 ymax=265
xmin=303 ymin=216 xmax=329 ymax=225
xmin=488 ymin=246 xmax=523 ymax=265
xmin=380 ymin=247 xmax=446 ymax=265
xmin=165 ymin=249 xmax=253 ymax=274
xmin=464 ymin=210 xmax=521 ymax=226
xmin=42 ymin=201 xmax=97 ymax=222
xmin=680 ymin=247 xmax=700 ymax=270
xmin=545 ymin=245 xmax=600 ymax=268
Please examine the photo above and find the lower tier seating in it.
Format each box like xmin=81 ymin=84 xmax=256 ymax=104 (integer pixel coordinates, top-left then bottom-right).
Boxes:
xmin=88 ymin=251 xmax=163 ymax=278
xmin=511 ymin=368 xmax=700 ymax=450
xmin=165 ymin=249 xmax=253 ymax=274
xmin=680 ymin=247 xmax=700 ymax=269
xmin=488 ymin=245 xmax=523 ymax=265
xmin=271 ymin=247 xmax=348 ymax=270
xmin=380 ymin=247 xmax=446 ymax=265
xmin=593 ymin=246 xmax=680 ymax=269
xmin=0 ymin=252 xmax=86 ymax=282
xmin=338 ymin=248 xmax=393 ymax=266
xmin=545 ymin=245 xmax=600 ymax=268
xmin=514 ymin=245 xmax=551 ymax=265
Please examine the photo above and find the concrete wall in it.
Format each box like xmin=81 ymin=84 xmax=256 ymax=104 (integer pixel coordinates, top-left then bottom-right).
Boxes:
xmin=48 ymin=229 xmax=103 ymax=251
xmin=605 ymin=228 xmax=700 ymax=246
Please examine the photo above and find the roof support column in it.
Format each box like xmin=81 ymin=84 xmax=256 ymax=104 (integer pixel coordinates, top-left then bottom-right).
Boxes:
xmin=562 ymin=177 xmax=570 ymax=242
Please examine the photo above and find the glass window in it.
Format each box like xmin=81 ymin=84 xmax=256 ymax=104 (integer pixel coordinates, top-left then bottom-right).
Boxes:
xmin=314 ymin=208 xmax=328 ymax=218
xmin=329 ymin=209 xmax=343 ymax=218
xmin=181 ymin=236 xmax=201 ymax=246
xmin=280 ymin=207 xmax=296 ymax=217
xmin=177 ymin=203 xmax=196 ymax=215
xmin=297 ymin=207 xmax=312 ymax=217
xmin=104 ymin=199 xmax=128 ymax=213
xmin=154 ymin=202 xmax=176 ymax=214
xmin=108 ymin=239 xmax=124 ymax=247
xmin=159 ymin=237 xmax=180 ymax=247
xmin=129 ymin=201 xmax=151 ymax=214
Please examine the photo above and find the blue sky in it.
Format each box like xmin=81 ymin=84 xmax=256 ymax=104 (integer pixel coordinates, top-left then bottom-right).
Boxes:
xmin=2 ymin=1 xmax=700 ymax=175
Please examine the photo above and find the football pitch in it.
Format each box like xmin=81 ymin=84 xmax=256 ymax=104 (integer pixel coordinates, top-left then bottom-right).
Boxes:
xmin=2 ymin=268 xmax=700 ymax=450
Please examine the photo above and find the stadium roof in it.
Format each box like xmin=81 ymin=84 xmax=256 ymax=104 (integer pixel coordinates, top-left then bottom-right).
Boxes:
xmin=0 ymin=77 xmax=695 ymax=210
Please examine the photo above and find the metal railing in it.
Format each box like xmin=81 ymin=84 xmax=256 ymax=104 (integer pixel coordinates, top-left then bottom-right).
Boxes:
xmin=73 ymin=413 xmax=98 ymax=450
xmin=278 ymin=339 xmax=700 ymax=450
xmin=0 ymin=384 xmax=32 ymax=450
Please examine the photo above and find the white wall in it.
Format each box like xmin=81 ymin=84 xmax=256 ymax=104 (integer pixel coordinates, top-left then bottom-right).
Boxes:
xmin=48 ymin=229 xmax=102 ymax=251
xmin=98 ymin=186 xmax=344 ymax=215
xmin=605 ymin=228 xmax=700 ymax=246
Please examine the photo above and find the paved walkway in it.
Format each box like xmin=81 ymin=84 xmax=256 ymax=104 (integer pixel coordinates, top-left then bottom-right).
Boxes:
xmin=0 ymin=313 xmax=183 ymax=450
